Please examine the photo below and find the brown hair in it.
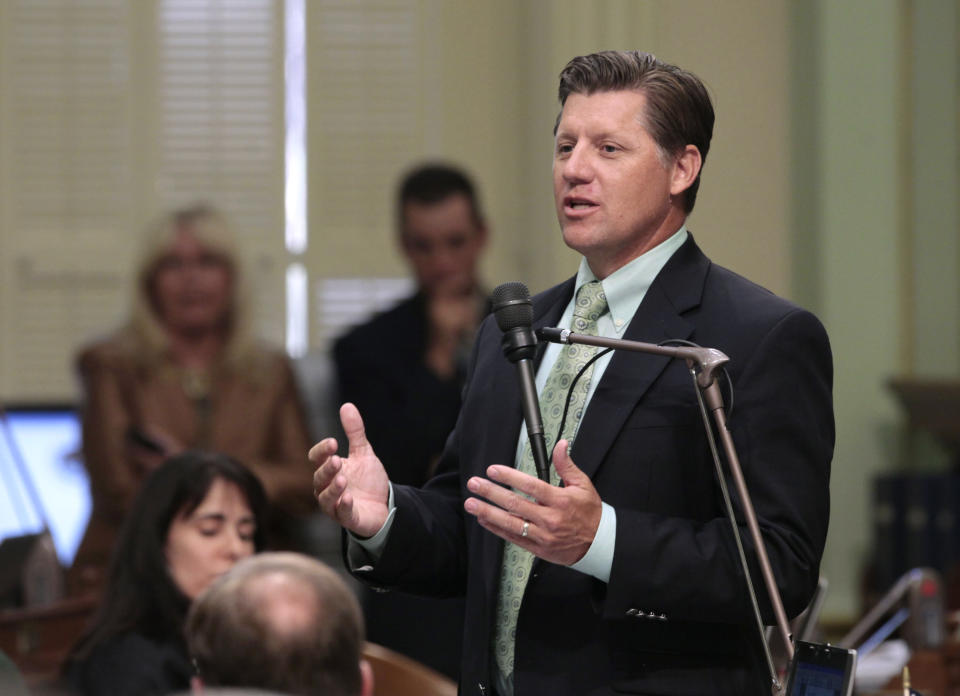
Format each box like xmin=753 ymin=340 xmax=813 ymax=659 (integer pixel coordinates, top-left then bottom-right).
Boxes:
xmin=395 ymin=162 xmax=485 ymax=234
xmin=186 ymin=552 xmax=365 ymax=696
xmin=556 ymin=50 xmax=714 ymax=213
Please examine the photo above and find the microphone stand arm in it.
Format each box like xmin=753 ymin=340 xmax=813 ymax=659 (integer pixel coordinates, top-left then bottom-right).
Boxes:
xmin=539 ymin=328 xmax=794 ymax=693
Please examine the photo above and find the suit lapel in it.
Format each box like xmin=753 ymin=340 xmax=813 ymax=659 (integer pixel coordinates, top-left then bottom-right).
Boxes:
xmin=571 ymin=237 xmax=711 ymax=479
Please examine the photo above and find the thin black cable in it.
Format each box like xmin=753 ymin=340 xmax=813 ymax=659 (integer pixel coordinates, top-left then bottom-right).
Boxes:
xmin=554 ymin=347 xmax=614 ymax=447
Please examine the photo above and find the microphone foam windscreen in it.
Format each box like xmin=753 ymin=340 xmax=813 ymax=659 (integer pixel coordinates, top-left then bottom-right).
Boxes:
xmin=491 ymin=282 xmax=533 ymax=331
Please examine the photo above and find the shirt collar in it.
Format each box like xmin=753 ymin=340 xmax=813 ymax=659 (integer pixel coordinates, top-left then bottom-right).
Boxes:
xmin=573 ymin=226 xmax=689 ymax=332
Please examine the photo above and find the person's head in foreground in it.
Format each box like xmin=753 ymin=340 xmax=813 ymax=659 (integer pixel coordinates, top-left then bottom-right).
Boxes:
xmin=65 ymin=451 xmax=267 ymax=694
xmin=186 ymin=552 xmax=373 ymax=696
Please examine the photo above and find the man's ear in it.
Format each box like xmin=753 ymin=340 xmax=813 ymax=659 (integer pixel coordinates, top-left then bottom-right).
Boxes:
xmin=359 ymin=658 xmax=375 ymax=696
xmin=669 ymin=144 xmax=702 ymax=197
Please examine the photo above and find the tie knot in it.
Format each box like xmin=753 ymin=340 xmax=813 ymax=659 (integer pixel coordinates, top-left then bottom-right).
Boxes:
xmin=573 ymin=281 xmax=607 ymax=324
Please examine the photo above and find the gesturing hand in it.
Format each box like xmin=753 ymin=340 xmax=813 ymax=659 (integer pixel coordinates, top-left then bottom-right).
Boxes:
xmin=425 ymin=292 xmax=479 ymax=379
xmin=463 ymin=439 xmax=603 ymax=566
xmin=310 ymin=403 xmax=391 ymax=538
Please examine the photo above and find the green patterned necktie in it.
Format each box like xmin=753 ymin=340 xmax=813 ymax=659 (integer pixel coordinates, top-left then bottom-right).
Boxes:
xmin=492 ymin=280 xmax=609 ymax=689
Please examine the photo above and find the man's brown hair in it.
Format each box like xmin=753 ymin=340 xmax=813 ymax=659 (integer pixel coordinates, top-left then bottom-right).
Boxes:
xmin=396 ymin=162 xmax=485 ymax=235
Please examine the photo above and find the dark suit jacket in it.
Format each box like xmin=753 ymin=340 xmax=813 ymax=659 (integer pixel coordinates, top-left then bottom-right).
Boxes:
xmin=357 ymin=237 xmax=833 ymax=696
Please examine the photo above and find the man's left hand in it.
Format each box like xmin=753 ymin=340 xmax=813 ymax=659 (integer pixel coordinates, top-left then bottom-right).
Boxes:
xmin=463 ymin=439 xmax=602 ymax=565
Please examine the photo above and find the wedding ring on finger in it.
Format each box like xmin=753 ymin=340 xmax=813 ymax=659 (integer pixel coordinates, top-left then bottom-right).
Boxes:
xmin=521 ymin=520 xmax=530 ymax=538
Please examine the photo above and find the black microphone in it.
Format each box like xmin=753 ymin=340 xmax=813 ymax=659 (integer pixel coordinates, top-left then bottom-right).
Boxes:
xmin=491 ymin=282 xmax=551 ymax=483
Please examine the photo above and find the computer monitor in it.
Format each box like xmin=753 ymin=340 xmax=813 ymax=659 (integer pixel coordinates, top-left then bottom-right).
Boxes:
xmin=0 ymin=405 xmax=89 ymax=566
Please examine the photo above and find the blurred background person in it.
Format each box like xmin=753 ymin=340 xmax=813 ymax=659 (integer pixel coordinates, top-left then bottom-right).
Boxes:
xmin=334 ymin=163 xmax=488 ymax=488
xmin=63 ymin=451 xmax=267 ymax=696
xmin=332 ymin=163 xmax=489 ymax=678
xmin=186 ymin=552 xmax=372 ymax=696
xmin=69 ymin=204 xmax=313 ymax=595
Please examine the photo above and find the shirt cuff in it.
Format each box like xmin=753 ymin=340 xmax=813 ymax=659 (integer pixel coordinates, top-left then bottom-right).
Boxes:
xmin=569 ymin=501 xmax=616 ymax=583
xmin=347 ymin=483 xmax=396 ymax=566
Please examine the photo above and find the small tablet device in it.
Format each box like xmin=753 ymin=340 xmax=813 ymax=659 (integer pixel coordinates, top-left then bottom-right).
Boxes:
xmin=784 ymin=640 xmax=856 ymax=696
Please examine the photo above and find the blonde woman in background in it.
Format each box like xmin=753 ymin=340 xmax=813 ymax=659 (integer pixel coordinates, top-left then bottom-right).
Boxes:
xmin=69 ymin=204 xmax=313 ymax=595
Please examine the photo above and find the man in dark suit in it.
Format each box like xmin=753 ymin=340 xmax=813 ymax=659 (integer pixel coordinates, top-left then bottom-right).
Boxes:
xmin=334 ymin=163 xmax=488 ymax=488
xmin=332 ymin=163 xmax=488 ymax=678
xmin=312 ymin=50 xmax=832 ymax=696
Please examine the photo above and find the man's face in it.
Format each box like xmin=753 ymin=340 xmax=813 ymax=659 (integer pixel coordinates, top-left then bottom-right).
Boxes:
xmin=553 ymin=90 xmax=686 ymax=279
xmin=401 ymin=193 xmax=486 ymax=297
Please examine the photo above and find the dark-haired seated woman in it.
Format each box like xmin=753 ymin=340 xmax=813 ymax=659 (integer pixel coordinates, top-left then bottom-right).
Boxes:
xmin=63 ymin=451 xmax=266 ymax=696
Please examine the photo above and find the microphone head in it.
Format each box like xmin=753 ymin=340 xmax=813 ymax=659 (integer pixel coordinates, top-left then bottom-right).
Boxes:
xmin=491 ymin=282 xmax=533 ymax=331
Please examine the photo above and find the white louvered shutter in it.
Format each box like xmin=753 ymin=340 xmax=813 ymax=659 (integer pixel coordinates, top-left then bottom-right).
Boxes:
xmin=0 ymin=0 xmax=286 ymax=401
xmin=155 ymin=0 xmax=286 ymax=346
xmin=0 ymin=0 xmax=136 ymax=402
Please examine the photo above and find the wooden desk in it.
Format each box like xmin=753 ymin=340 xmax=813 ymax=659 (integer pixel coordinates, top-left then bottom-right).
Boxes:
xmin=0 ymin=595 xmax=98 ymax=681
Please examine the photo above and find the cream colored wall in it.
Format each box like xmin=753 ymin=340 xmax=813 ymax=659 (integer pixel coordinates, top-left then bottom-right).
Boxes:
xmin=651 ymin=1 xmax=792 ymax=297
xmin=812 ymin=0 xmax=906 ymax=620
xmin=909 ymin=0 xmax=960 ymax=375
xmin=797 ymin=0 xmax=960 ymax=621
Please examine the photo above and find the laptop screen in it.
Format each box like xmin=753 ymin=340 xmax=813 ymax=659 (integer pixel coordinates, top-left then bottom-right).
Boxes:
xmin=0 ymin=405 xmax=90 ymax=566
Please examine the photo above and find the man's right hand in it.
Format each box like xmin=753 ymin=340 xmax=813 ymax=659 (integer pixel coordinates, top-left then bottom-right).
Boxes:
xmin=310 ymin=402 xmax=391 ymax=537
xmin=425 ymin=291 xmax=479 ymax=378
